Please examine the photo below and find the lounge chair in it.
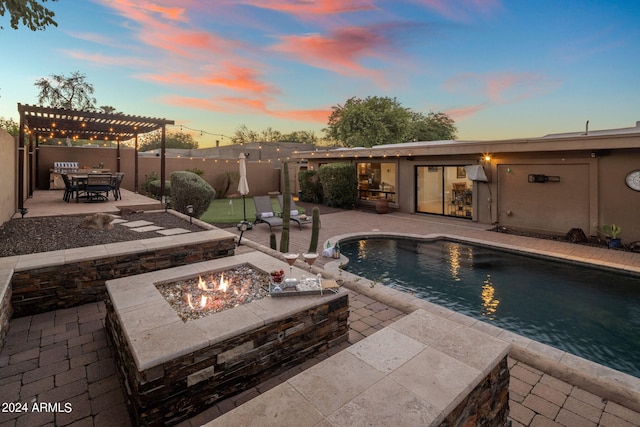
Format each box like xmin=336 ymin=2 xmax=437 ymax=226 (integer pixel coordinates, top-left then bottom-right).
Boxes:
xmin=254 ymin=195 xmax=283 ymax=232
xmin=277 ymin=194 xmax=313 ymax=230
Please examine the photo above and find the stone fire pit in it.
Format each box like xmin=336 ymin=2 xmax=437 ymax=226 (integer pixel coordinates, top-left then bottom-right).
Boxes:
xmin=105 ymin=251 xmax=349 ymax=426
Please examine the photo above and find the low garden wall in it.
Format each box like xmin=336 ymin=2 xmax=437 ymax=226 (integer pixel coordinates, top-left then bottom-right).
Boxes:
xmin=7 ymin=230 xmax=236 ymax=318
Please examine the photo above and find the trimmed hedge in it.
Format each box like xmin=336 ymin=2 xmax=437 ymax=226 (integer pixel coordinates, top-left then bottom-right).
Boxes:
xmin=298 ymin=169 xmax=323 ymax=203
xmin=318 ymin=163 xmax=357 ymax=209
xmin=170 ymin=171 xmax=215 ymax=218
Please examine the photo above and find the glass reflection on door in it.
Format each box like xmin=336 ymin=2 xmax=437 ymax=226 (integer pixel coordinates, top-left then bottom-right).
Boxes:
xmin=416 ymin=166 xmax=443 ymax=214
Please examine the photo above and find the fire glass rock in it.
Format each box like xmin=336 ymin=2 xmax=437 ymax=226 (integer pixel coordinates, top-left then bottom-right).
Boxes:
xmin=155 ymin=264 xmax=270 ymax=322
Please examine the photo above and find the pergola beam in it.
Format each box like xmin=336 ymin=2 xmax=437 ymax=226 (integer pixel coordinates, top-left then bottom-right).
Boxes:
xmin=16 ymin=104 xmax=174 ymax=210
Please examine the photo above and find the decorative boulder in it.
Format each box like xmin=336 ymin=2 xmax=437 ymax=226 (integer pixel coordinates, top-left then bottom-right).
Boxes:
xmin=80 ymin=213 xmax=114 ymax=230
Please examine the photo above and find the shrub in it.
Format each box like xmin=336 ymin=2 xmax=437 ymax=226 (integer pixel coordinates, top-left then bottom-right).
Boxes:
xmin=298 ymin=169 xmax=323 ymax=203
xmin=141 ymin=172 xmax=170 ymax=199
xmin=185 ymin=168 xmax=204 ymax=176
xmin=318 ymin=163 xmax=357 ymax=209
xmin=170 ymin=171 xmax=215 ymax=218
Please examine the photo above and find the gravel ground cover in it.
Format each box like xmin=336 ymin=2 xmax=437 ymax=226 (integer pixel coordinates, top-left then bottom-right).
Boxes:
xmin=0 ymin=212 xmax=207 ymax=257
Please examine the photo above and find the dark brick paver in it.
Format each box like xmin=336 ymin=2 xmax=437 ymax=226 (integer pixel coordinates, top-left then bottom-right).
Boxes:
xmin=2 ymin=210 xmax=640 ymax=426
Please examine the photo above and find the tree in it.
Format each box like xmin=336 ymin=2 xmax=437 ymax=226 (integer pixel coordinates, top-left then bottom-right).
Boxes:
xmin=281 ymin=130 xmax=317 ymax=144
xmin=98 ymin=105 xmax=119 ymax=114
xmin=232 ymin=124 xmax=318 ymax=144
xmin=409 ymin=111 xmax=457 ymax=141
xmin=0 ymin=116 xmax=19 ymax=136
xmin=0 ymin=0 xmax=57 ymax=31
xmin=232 ymin=124 xmax=260 ymax=144
xmin=138 ymin=131 xmax=199 ymax=152
xmin=35 ymin=71 xmax=96 ymax=110
xmin=325 ymin=96 xmax=457 ymax=147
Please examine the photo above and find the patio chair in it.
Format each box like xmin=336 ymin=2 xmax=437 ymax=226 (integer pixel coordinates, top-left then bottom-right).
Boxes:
xmin=254 ymin=195 xmax=283 ymax=232
xmin=278 ymin=194 xmax=313 ymax=230
xmin=85 ymin=174 xmax=112 ymax=202
xmin=61 ymin=173 xmax=78 ymax=203
xmin=111 ymin=172 xmax=124 ymax=200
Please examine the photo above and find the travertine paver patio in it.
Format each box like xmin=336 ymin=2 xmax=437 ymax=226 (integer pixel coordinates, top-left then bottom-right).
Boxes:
xmin=1 ymin=201 xmax=640 ymax=426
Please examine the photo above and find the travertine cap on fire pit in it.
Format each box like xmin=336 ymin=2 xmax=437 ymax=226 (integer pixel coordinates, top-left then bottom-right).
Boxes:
xmin=105 ymin=251 xmax=346 ymax=370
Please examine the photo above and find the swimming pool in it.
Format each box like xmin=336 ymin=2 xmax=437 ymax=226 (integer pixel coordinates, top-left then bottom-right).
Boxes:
xmin=340 ymin=237 xmax=640 ymax=378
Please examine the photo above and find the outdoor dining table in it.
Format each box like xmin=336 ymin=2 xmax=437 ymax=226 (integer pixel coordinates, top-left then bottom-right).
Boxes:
xmin=71 ymin=173 xmax=112 ymax=202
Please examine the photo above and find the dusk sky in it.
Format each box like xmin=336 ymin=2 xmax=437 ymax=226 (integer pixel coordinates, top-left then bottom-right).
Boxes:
xmin=1 ymin=0 xmax=639 ymax=147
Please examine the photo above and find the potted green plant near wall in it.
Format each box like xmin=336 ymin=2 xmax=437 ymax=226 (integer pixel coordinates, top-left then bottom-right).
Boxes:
xmin=597 ymin=224 xmax=622 ymax=248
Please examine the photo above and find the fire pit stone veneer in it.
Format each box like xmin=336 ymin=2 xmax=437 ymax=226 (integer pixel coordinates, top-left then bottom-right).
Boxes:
xmin=105 ymin=251 xmax=349 ymax=426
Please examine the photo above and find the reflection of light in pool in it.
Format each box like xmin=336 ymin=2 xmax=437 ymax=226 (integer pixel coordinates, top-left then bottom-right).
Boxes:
xmin=340 ymin=237 xmax=640 ymax=378
xmin=481 ymin=275 xmax=499 ymax=320
xmin=448 ymin=244 xmax=461 ymax=281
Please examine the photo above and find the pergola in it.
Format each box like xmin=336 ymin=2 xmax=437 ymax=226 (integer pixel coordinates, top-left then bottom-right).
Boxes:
xmin=17 ymin=104 xmax=174 ymax=209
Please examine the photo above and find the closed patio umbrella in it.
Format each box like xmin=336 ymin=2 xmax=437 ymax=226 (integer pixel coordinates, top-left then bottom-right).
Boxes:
xmin=238 ymin=153 xmax=250 ymax=222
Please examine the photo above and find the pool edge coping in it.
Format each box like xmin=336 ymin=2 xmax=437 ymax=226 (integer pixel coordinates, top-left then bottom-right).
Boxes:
xmin=322 ymin=231 xmax=640 ymax=414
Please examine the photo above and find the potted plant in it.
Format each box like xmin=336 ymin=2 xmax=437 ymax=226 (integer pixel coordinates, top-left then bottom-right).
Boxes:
xmin=597 ymin=224 xmax=622 ymax=248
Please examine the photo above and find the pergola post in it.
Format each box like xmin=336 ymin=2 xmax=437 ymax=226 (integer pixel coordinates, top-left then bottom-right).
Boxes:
xmin=134 ymin=134 xmax=139 ymax=193
xmin=160 ymin=125 xmax=166 ymax=199
xmin=18 ymin=114 xmax=25 ymax=211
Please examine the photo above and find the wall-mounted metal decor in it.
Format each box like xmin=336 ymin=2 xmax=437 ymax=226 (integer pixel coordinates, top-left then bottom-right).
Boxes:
xmin=528 ymin=174 xmax=560 ymax=183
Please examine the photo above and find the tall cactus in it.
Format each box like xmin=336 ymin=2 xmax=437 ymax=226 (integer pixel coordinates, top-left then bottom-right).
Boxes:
xmin=279 ymin=162 xmax=291 ymax=253
xmin=270 ymin=232 xmax=277 ymax=251
xmin=307 ymin=206 xmax=320 ymax=253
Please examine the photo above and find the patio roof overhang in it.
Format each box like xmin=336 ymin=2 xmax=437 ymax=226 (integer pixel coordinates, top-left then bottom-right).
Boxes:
xmin=18 ymin=104 xmax=174 ymax=141
xmin=291 ymin=129 xmax=640 ymax=161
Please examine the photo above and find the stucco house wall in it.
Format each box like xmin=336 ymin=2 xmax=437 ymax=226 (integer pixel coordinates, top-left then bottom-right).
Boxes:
xmin=597 ymin=149 xmax=640 ymax=241
xmin=301 ymin=126 xmax=640 ymax=243
xmin=0 ymin=129 xmax=17 ymax=227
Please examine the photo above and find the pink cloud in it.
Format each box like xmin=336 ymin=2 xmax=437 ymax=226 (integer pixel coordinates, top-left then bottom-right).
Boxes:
xmin=239 ymin=0 xmax=375 ymax=16
xmin=444 ymin=72 xmax=562 ymax=104
xmin=444 ymin=104 xmax=487 ymax=120
xmin=140 ymin=61 xmax=278 ymax=97
xmin=272 ymin=26 xmax=387 ymax=82
xmin=161 ymin=94 xmax=329 ymax=124
xmin=99 ymin=0 xmax=188 ymax=22
xmin=61 ymin=49 xmax=151 ymax=69
xmin=403 ymin=0 xmax=503 ymax=22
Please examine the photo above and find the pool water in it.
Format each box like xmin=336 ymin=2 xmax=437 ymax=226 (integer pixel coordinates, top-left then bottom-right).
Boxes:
xmin=341 ymin=238 xmax=640 ymax=378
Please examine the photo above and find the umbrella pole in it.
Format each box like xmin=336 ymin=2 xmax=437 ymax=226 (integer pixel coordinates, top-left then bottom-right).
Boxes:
xmin=242 ymin=195 xmax=247 ymax=221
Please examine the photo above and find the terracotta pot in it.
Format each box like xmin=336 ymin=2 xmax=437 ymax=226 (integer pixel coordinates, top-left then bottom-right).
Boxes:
xmin=375 ymin=198 xmax=389 ymax=214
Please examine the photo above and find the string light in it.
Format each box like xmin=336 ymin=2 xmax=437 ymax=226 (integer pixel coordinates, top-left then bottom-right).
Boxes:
xmin=171 ymin=124 xmax=231 ymax=140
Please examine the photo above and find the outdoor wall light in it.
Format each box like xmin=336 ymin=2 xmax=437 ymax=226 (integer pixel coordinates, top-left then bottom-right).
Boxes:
xmin=483 ymin=154 xmax=492 ymax=162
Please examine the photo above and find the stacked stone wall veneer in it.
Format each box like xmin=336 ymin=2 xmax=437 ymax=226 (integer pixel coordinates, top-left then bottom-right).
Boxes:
xmin=0 ymin=269 xmax=13 ymax=352
xmin=9 ymin=231 xmax=236 ymax=318
xmin=106 ymin=292 xmax=349 ymax=426
xmin=439 ymin=357 xmax=510 ymax=426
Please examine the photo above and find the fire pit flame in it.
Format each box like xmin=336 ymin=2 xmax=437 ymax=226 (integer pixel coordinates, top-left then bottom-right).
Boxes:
xmin=218 ymin=273 xmax=228 ymax=292
xmin=156 ymin=264 xmax=270 ymax=322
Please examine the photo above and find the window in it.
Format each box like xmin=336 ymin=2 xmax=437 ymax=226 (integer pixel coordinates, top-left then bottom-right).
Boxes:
xmin=357 ymin=162 xmax=396 ymax=202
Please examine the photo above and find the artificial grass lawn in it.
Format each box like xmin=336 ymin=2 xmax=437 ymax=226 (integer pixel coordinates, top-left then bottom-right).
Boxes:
xmin=199 ymin=197 xmax=305 ymax=224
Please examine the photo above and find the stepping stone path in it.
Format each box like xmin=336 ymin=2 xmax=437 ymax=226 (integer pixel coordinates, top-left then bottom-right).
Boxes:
xmin=112 ymin=216 xmax=192 ymax=236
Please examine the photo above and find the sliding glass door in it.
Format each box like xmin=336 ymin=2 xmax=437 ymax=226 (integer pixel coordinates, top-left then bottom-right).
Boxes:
xmin=416 ymin=166 xmax=473 ymax=218
xmin=417 ymin=166 xmax=444 ymax=214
